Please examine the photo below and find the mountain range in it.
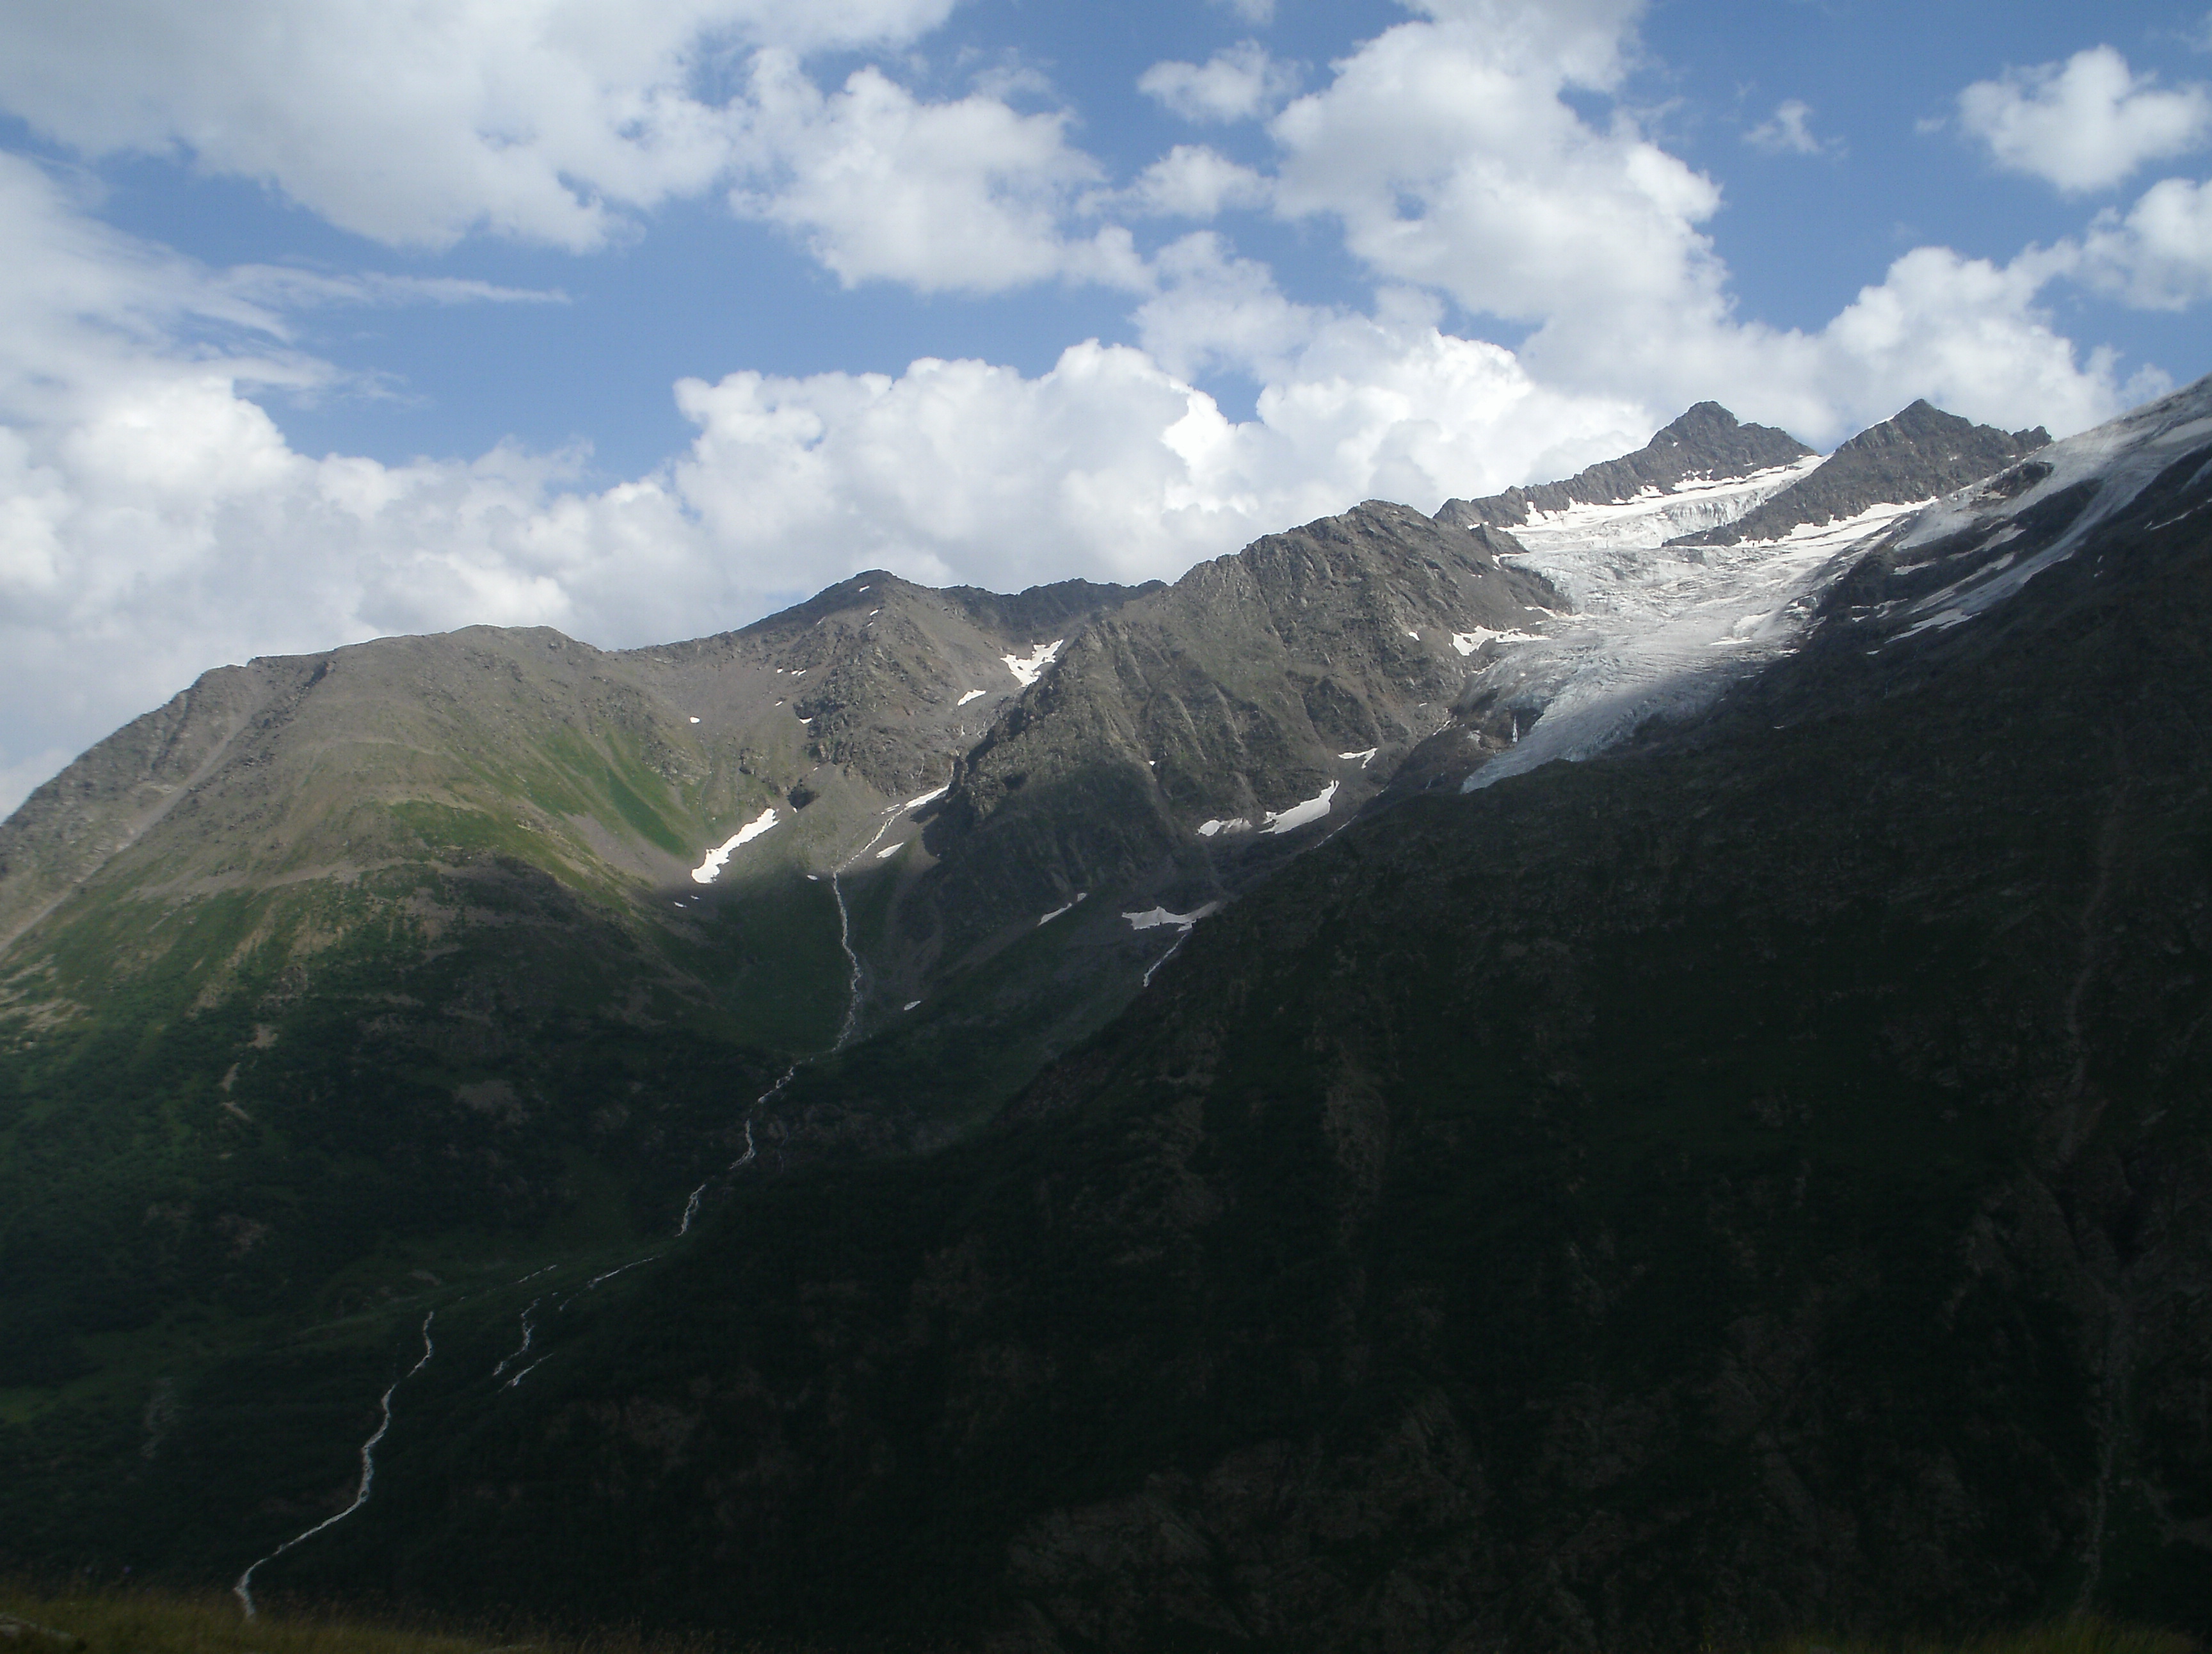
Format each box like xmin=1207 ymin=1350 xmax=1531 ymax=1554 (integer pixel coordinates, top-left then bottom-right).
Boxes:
xmin=2 ymin=381 xmax=2208 ymax=1652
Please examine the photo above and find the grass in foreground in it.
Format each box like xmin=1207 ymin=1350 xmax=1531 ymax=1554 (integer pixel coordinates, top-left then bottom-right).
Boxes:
xmin=0 ymin=1585 xmax=753 ymax=1654
xmin=1 ymin=1586 xmax=2195 ymax=1654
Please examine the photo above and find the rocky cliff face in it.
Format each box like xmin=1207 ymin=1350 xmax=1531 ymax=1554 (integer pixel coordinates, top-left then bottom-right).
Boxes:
xmin=894 ymin=503 xmax=1562 ymax=981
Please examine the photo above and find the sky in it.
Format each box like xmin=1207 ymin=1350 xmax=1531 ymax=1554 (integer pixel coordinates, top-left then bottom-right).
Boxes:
xmin=2 ymin=0 xmax=2210 ymax=814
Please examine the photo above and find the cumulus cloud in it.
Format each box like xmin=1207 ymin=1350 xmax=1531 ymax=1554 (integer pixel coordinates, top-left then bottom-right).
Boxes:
xmin=1256 ymin=1 xmax=2140 ymax=446
xmin=1958 ymin=45 xmax=2212 ymax=193
xmin=666 ymin=295 xmax=1652 ymax=597
xmin=0 ymin=0 xmax=1174 ymax=296
xmin=0 ymin=0 xmax=959 ymax=249
xmin=1745 ymin=100 xmax=1831 ymax=157
xmin=1132 ymin=234 xmax=1322 ymax=383
xmin=2076 ymin=176 xmax=2212 ymax=308
xmin=1139 ymin=42 xmax=1299 ymax=124
xmin=1121 ymin=146 xmax=1273 ymax=218
xmin=1268 ymin=7 xmax=1725 ymax=335
xmin=731 ymin=53 xmax=1146 ymax=292
xmin=1753 ymin=245 xmax=2149 ymax=442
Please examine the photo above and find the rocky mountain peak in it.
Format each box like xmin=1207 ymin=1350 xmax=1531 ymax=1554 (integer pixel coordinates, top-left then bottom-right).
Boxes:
xmin=1669 ymin=399 xmax=2051 ymax=547
xmin=1435 ymin=402 xmax=1814 ymax=530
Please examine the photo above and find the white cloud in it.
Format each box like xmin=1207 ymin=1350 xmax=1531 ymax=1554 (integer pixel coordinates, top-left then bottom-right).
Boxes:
xmin=1745 ymin=99 xmax=1831 ymax=157
xmin=0 ymin=0 xmax=1162 ymax=298
xmin=1775 ymin=245 xmax=2149 ymax=440
xmin=1268 ymin=9 xmax=1726 ymax=333
xmin=1133 ymin=234 xmax=1322 ymax=383
xmin=1139 ymin=42 xmax=1299 ymax=124
xmin=1258 ymin=2 xmax=2140 ymax=447
xmin=666 ymin=295 xmax=1656 ymax=596
xmin=731 ymin=53 xmax=1146 ymax=292
xmin=1121 ymin=146 xmax=1273 ymax=218
xmin=1958 ymin=46 xmax=2212 ymax=194
xmin=0 ymin=0 xmax=958 ymax=250
xmin=221 ymin=268 xmax=568 ymax=315
xmin=1208 ymin=0 xmax=1276 ymax=24
xmin=1399 ymin=0 xmax=1642 ymax=89
xmin=2076 ymin=175 xmax=2212 ymax=308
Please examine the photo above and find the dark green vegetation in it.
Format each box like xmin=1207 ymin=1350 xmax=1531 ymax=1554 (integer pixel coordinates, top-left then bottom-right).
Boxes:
xmin=5 ymin=392 xmax=2211 ymax=1652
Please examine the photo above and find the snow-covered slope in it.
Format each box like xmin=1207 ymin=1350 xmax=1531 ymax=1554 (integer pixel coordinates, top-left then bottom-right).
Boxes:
xmin=1445 ymin=394 xmax=2131 ymax=792
xmin=1464 ymin=496 xmax=1926 ymax=789
xmin=1497 ymin=455 xmax=1821 ymax=555
xmin=1870 ymin=375 xmax=2212 ymax=643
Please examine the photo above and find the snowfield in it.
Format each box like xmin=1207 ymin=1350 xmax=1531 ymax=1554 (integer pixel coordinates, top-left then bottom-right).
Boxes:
xmin=1003 ymin=639 xmax=1064 ymax=687
xmin=1465 ymin=497 xmax=1923 ymax=791
xmin=1123 ymin=902 xmax=1222 ymax=932
xmin=1262 ymin=781 xmax=1338 ymax=834
xmin=1493 ymin=456 xmax=1822 ymax=555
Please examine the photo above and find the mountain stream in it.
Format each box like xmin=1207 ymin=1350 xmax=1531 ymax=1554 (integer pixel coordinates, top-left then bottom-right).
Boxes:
xmin=232 ymin=1312 xmax=436 ymax=1619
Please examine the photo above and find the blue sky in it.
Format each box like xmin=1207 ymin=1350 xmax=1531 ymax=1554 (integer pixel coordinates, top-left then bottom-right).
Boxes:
xmin=1 ymin=0 xmax=2209 ymax=810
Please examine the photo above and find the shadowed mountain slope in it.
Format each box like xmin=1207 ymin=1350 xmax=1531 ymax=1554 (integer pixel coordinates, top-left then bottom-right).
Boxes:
xmin=212 ymin=385 xmax=2212 ymax=1651
xmin=0 ymin=390 xmax=2153 ymax=1648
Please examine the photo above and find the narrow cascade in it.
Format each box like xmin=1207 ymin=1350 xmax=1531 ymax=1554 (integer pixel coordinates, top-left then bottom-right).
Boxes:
xmin=234 ymin=1312 xmax=436 ymax=1619
xmin=490 ymin=1299 xmax=540 ymax=1378
xmin=830 ymin=867 xmax=865 ymax=1050
xmin=676 ymin=1082 xmax=782 ymax=1237
xmin=671 ymin=797 xmax=912 ymax=1235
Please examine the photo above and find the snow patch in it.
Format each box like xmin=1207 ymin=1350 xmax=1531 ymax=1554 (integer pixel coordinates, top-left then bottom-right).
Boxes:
xmin=690 ymin=808 xmax=780 ymax=883
xmin=1197 ymin=817 xmax=1253 ymax=837
xmin=1262 ymin=781 xmax=1338 ymax=835
xmin=1037 ymin=892 xmax=1089 ymax=927
xmin=1338 ymin=748 xmax=1379 ymax=766
xmin=1003 ymin=638 xmax=1064 ymax=687
xmin=688 ymin=715 xmax=701 ymax=723
xmin=1123 ymin=903 xmax=1222 ymax=932
xmin=876 ymin=840 xmax=906 ymax=859
xmin=958 ymin=688 xmax=986 ymax=705
xmin=1452 ymin=628 xmax=1542 ymax=655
